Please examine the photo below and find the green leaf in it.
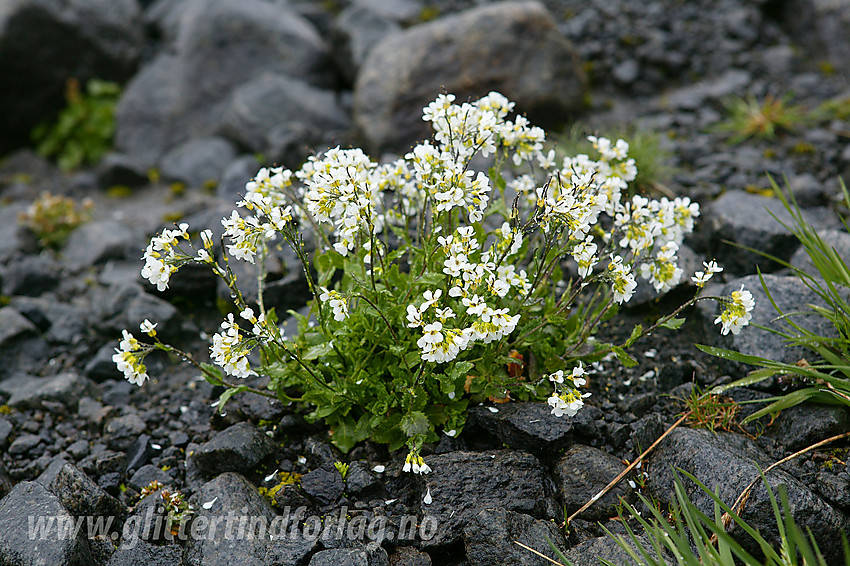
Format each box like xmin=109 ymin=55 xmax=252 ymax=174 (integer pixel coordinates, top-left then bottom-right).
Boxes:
xmin=199 ymin=363 xmax=225 ymax=386
xmin=612 ymin=345 xmax=638 ymax=368
xmin=742 ymin=388 xmax=823 ymax=424
xmin=623 ymin=324 xmax=644 ymax=347
xmin=708 ymin=368 xmax=777 ymax=396
xmin=695 ymin=344 xmax=772 ymax=366
xmin=400 ymin=411 xmax=430 ymax=437
xmin=302 ymin=342 xmax=335 ymax=361
xmin=658 ymin=317 xmax=685 ymax=330
xmin=217 ymin=385 xmax=249 ymax=414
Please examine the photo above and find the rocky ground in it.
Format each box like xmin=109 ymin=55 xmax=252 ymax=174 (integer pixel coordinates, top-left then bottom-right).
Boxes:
xmin=0 ymin=0 xmax=850 ymax=565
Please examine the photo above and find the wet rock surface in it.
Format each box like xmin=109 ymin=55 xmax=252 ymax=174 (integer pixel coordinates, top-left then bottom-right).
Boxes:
xmin=0 ymin=0 xmax=849 ymax=564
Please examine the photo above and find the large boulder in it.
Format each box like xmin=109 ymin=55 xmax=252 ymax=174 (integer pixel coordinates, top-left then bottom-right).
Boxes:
xmin=0 ymin=0 xmax=142 ymax=155
xmin=353 ymin=1 xmax=586 ymax=153
xmin=649 ymin=428 xmax=850 ymax=563
xmin=114 ymin=0 xmax=332 ymax=167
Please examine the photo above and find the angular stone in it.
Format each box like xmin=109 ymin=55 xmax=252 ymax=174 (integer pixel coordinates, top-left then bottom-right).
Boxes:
xmin=354 ymin=1 xmax=585 ymax=152
xmin=37 ymin=458 xmax=123 ymax=521
xmin=466 ymin=403 xmax=603 ymax=459
xmin=96 ymin=152 xmax=150 ymax=189
xmin=0 ymin=481 xmax=93 ymax=566
xmin=463 ymin=508 xmax=567 ymax=566
xmin=159 ymin=136 xmax=237 ymax=189
xmin=2 ymin=254 xmax=60 ymax=297
xmin=703 ymin=190 xmax=838 ymax=275
xmin=559 ymin=535 xmax=644 ymax=566
xmin=0 ymin=0 xmax=142 ymax=154
xmin=763 ymin=403 xmax=850 ymax=452
xmin=789 ymin=228 xmax=850 ymax=276
xmin=419 ymin=450 xmax=553 ymax=548
xmin=62 ymin=219 xmax=137 ymax=267
xmin=218 ymin=74 xmax=350 ymax=166
xmin=332 ymin=4 xmax=401 ymax=83
xmin=115 ymin=0 xmax=330 ymax=166
xmin=554 ymin=445 xmax=634 ymax=522
xmin=0 ymin=307 xmax=38 ymax=346
xmin=300 ymin=463 xmax=345 ymax=506
xmin=0 ymin=372 xmax=98 ymax=411
xmin=649 ymin=427 xmax=850 ymax=563
xmin=128 ymin=464 xmax=174 ymax=492
xmin=106 ymin=538 xmax=183 ymax=566
xmin=309 ymin=547 xmax=390 ymax=566
xmin=189 ymin=422 xmax=276 ymax=479
xmin=8 ymin=433 xmax=44 ymax=456
xmin=105 ymin=412 xmax=147 ymax=451
xmin=706 ymin=274 xmax=845 ymax=365
xmin=185 ymin=472 xmax=318 ymax=566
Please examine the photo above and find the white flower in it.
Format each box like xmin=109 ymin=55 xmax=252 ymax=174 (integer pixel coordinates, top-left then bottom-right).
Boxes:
xmin=139 ymin=319 xmax=157 ymax=337
xmin=692 ymin=260 xmax=723 ymax=287
xmin=715 ymin=284 xmax=755 ymax=335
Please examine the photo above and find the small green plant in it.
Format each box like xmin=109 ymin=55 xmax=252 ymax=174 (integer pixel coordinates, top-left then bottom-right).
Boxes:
xmin=334 ymin=461 xmax=350 ymax=480
xmin=698 ymin=178 xmax=850 ymax=423
xmin=139 ymin=480 xmax=193 ymax=537
xmin=115 ymin=92 xmax=753 ymax=473
xmin=17 ymin=191 xmax=93 ymax=249
xmin=554 ymin=124 xmax=675 ymax=194
xmin=679 ymin=385 xmax=747 ymax=435
xmin=716 ymin=94 xmax=806 ymax=144
xmin=31 ymin=78 xmax=121 ymax=171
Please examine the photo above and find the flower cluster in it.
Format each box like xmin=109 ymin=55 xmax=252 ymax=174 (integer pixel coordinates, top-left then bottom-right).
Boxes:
xmin=715 ymin=284 xmax=756 ymax=335
xmin=141 ymin=223 xmax=190 ymax=291
xmin=118 ymin=90 xmax=756 ymax=476
xmin=112 ymin=330 xmax=148 ymax=386
xmin=210 ymin=314 xmax=256 ymax=378
xmin=403 ymin=453 xmax=432 ymax=475
xmin=547 ymin=363 xmax=591 ymax=417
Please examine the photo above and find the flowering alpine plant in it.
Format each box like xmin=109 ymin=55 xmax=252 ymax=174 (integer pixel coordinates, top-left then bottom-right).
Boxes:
xmin=117 ymin=92 xmax=754 ymax=473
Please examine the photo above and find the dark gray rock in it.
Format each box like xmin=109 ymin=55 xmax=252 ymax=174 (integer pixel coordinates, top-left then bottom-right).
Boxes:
xmin=345 ymin=461 xmax=381 ymax=497
xmin=96 ymin=152 xmax=150 ymax=189
xmin=8 ymin=432 xmax=44 ymax=456
xmin=780 ymin=0 xmax=850 ymax=75
xmin=815 ymin=472 xmax=850 ymax=512
xmin=0 ymin=418 xmax=12 ymax=448
xmin=0 ymin=306 xmax=46 ymax=377
xmin=106 ymin=538 xmax=183 ymax=566
xmin=388 ymin=546 xmax=432 ymax=565
xmin=332 ymin=5 xmax=401 ymax=84
xmin=707 ymin=274 xmax=844 ymax=365
xmin=0 ymin=481 xmax=93 ymax=566
xmin=559 ymin=535 xmax=643 ymax=566
xmin=790 ymin=228 xmax=850 ymax=276
xmin=301 ymin=463 xmax=345 ymax=506
xmin=649 ymin=427 xmax=850 ymax=563
xmin=159 ymin=136 xmax=238 ymax=189
xmin=126 ymin=434 xmax=154 ymax=472
xmin=354 ymin=1 xmax=585 ymax=152
xmin=2 ymin=254 xmax=60 ymax=296
xmin=37 ymin=459 xmax=123 ymax=521
xmin=62 ymin=219 xmax=137 ymax=267
xmin=105 ymin=412 xmax=147 ymax=451
xmin=0 ymin=372 xmax=98 ymax=411
xmin=115 ymin=0 xmax=331 ymax=166
xmin=309 ymin=547 xmax=390 ymax=566
xmin=185 ymin=472 xmax=318 ymax=566
xmin=0 ymin=204 xmax=32 ymax=263
xmin=419 ymin=450 xmax=553 ymax=548
xmin=219 ymin=74 xmax=350 ymax=166
xmin=218 ymin=155 xmax=260 ymax=202
xmin=664 ymin=69 xmax=752 ymax=111
xmin=0 ymin=0 xmax=142 ymax=154
xmin=85 ymin=342 xmax=125 ymax=381
xmin=0 ymin=306 xmax=38 ymax=347
xmin=189 ymin=422 xmax=276 ymax=478
xmin=463 ymin=508 xmax=567 ymax=566
xmin=763 ymin=403 xmax=850 ymax=452
xmin=554 ymin=445 xmax=634 ymax=522
xmin=129 ymin=464 xmax=174 ymax=492
xmin=466 ymin=403 xmax=603 ymax=458
xmin=703 ymin=190 xmax=838 ymax=275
